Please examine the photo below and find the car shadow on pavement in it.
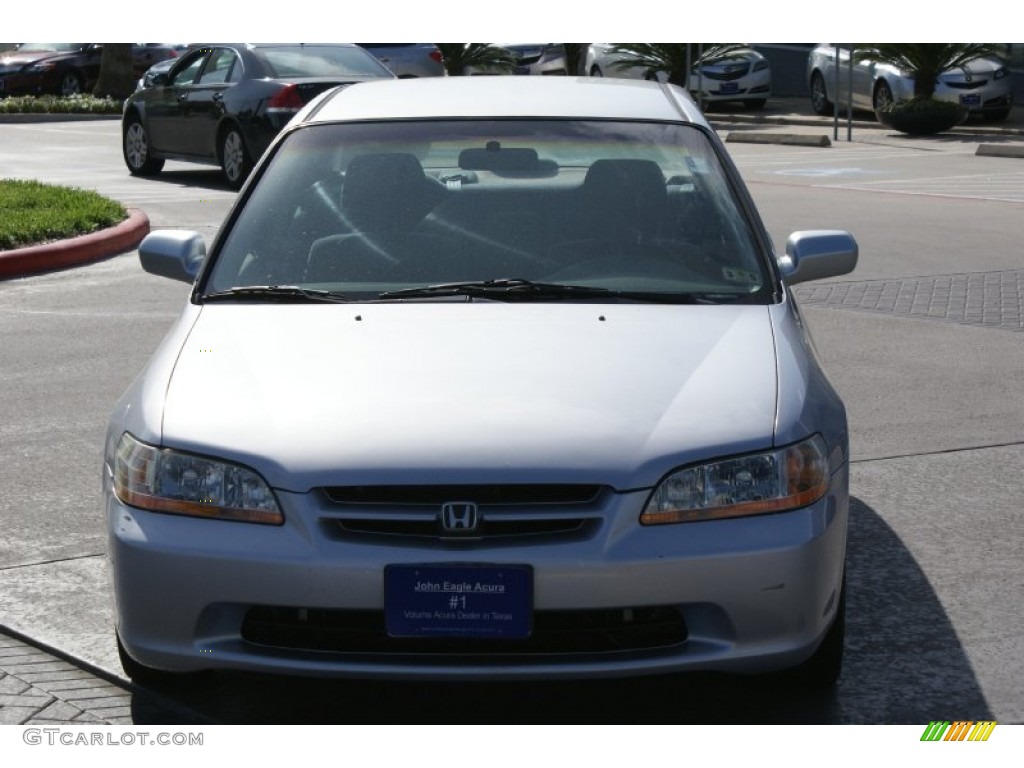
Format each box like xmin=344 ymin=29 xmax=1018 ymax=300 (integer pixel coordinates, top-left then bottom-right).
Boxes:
xmin=128 ymin=496 xmax=992 ymax=725
xmin=149 ymin=168 xmax=237 ymax=192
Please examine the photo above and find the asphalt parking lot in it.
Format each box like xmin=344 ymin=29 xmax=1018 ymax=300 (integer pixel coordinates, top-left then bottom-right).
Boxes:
xmin=1 ymin=99 xmax=1022 ymax=724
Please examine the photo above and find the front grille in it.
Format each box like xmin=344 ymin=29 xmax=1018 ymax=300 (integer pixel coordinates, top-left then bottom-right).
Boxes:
xmin=320 ymin=485 xmax=608 ymax=544
xmin=330 ymin=515 xmax=593 ymax=541
xmin=945 ymin=80 xmax=988 ymax=90
xmin=241 ymin=605 xmax=687 ymax=656
xmin=700 ymin=65 xmax=750 ymax=82
xmin=323 ymin=485 xmax=604 ymax=506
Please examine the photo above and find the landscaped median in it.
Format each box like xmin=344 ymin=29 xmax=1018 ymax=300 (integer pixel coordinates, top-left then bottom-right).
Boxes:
xmin=0 ymin=95 xmax=121 ymax=116
xmin=0 ymin=179 xmax=149 ymax=279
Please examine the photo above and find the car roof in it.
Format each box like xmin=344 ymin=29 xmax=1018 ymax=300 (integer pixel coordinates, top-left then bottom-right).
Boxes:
xmin=305 ymin=76 xmax=708 ymax=126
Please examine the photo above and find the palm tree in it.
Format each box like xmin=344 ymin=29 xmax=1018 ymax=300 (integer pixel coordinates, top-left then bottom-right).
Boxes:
xmin=606 ymin=44 xmax=749 ymax=87
xmin=435 ymin=44 xmax=517 ymax=76
xmin=856 ymin=43 xmax=1005 ymax=100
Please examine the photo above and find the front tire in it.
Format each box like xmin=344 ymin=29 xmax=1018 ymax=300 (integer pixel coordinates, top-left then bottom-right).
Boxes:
xmin=810 ymin=71 xmax=832 ymax=115
xmin=873 ymin=80 xmax=894 ymax=117
xmin=58 ymin=70 xmax=84 ymax=96
xmin=219 ymin=126 xmax=252 ymax=190
xmin=123 ymin=116 xmax=164 ymax=177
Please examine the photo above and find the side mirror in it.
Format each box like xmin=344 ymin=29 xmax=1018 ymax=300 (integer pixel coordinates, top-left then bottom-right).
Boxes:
xmin=778 ymin=230 xmax=858 ymax=285
xmin=139 ymin=230 xmax=206 ymax=283
xmin=150 ymin=72 xmax=170 ymax=87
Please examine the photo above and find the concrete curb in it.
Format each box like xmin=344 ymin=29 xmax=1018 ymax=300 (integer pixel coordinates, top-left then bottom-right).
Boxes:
xmin=725 ymin=131 xmax=831 ymax=147
xmin=0 ymin=113 xmax=120 ymax=123
xmin=0 ymin=208 xmax=150 ymax=280
xmin=710 ymin=109 xmax=1024 ymax=138
xmin=977 ymin=143 xmax=1024 ymax=158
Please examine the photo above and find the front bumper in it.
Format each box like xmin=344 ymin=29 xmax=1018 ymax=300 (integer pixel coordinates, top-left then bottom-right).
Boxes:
xmin=108 ymin=466 xmax=848 ymax=681
xmin=0 ymin=71 xmax=52 ymax=96
xmin=691 ymin=72 xmax=771 ymax=103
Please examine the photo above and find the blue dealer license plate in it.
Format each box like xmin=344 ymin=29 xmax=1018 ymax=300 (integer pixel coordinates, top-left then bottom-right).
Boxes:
xmin=385 ymin=564 xmax=532 ymax=638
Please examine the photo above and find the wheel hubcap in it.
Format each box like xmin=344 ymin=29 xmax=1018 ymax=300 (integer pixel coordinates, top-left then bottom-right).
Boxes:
xmin=125 ymin=124 xmax=147 ymax=169
xmin=875 ymin=85 xmax=892 ymax=110
xmin=223 ymin=132 xmax=244 ymax=181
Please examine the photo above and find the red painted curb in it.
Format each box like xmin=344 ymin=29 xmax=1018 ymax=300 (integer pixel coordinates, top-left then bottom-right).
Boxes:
xmin=0 ymin=208 xmax=151 ymax=280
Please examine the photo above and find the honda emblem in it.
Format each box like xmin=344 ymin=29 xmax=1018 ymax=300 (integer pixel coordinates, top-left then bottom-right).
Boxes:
xmin=440 ymin=501 xmax=480 ymax=534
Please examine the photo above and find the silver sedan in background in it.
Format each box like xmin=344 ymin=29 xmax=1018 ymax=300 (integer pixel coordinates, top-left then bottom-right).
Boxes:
xmin=807 ymin=43 xmax=1013 ymax=121
xmin=584 ymin=44 xmax=771 ymax=109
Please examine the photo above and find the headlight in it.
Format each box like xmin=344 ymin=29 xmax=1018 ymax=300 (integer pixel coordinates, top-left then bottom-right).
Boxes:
xmin=752 ymin=59 xmax=770 ymax=72
xmin=113 ymin=433 xmax=283 ymax=525
xmin=994 ymin=67 xmax=1009 ymax=80
xmin=641 ymin=435 xmax=829 ymax=525
xmin=28 ymin=62 xmax=57 ymax=73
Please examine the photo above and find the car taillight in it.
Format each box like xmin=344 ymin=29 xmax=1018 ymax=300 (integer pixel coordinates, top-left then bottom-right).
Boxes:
xmin=430 ymin=50 xmax=443 ymax=64
xmin=266 ymin=84 xmax=304 ymax=113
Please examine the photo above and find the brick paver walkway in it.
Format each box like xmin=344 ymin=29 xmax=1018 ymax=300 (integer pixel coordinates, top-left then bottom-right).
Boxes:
xmin=793 ymin=270 xmax=1024 ymax=332
xmin=0 ymin=631 xmax=203 ymax=725
xmin=0 ymin=634 xmax=134 ymax=724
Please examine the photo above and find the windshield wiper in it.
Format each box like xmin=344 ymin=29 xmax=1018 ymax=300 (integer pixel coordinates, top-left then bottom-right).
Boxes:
xmin=379 ymin=278 xmax=725 ymax=304
xmin=379 ymin=278 xmax=612 ymax=301
xmin=200 ymin=286 xmax=357 ymax=303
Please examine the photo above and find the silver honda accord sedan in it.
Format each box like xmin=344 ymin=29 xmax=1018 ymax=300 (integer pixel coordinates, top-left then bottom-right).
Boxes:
xmin=104 ymin=76 xmax=858 ymax=686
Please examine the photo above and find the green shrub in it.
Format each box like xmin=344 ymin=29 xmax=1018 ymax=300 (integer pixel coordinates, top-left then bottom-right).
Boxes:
xmin=0 ymin=179 xmax=126 ymax=250
xmin=0 ymin=95 xmax=122 ymax=114
xmin=877 ymin=97 xmax=967 ymax=135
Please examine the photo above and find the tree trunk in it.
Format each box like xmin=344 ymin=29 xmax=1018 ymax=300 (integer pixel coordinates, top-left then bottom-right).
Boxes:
xmin=913 ymin=67 xmax=940 ymax=100
xmin=93 ymin=44 xmax=136 ymax=100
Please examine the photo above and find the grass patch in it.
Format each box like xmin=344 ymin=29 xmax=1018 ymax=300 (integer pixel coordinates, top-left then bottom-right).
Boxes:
xmin=0 ymin=94 xmax=122 ymax=114
xmin=0 ymin=179 xmax=126 ymax=250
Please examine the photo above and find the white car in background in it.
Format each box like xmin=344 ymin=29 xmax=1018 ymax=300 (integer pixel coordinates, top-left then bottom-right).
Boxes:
xmin=807 ymin=44 xmax=1013 ymax=121
xmin=501 ymin=43 xmax=567 ymax=75
xmin=584 ymin=44 xmax=771 ymax=108
xmin=467 ymin=43 xmax=568 ymax=76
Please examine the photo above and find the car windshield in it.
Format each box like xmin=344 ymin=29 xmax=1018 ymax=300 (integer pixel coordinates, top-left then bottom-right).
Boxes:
xmin=255 ymin=45 xmax=392 ymax=78
xmin=203 ymin=119 xmax=771 ymax=302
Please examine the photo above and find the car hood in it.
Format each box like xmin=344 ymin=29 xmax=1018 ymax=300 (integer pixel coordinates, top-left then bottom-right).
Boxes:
xmin=940 ymin=56 xmax=1005 ymax=78
xmin=0 ymin=49 xmax=78 ymax=67
xmin=160 ymin=303 xmax=779 ymax=491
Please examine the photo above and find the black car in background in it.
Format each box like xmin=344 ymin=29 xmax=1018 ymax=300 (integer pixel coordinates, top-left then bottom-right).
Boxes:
xmin=121 ymin=43 xmax=395 ymax=188
xmin=0 ymin=43 xmax=180 ymax=97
